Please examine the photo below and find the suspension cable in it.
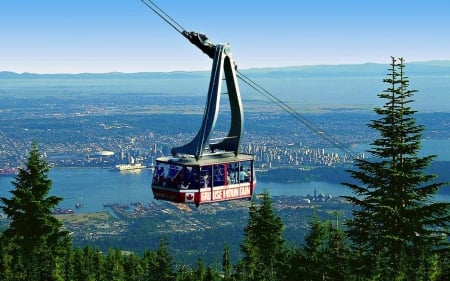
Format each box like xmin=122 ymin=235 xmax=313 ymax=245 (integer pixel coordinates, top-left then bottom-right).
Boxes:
xmin=237 ymin=71 xmax=358 ymax=159
xmin=139 ymin=0 xmax=358 ymax=159
xmin=140 ymin=0 xmax=186 ymax=35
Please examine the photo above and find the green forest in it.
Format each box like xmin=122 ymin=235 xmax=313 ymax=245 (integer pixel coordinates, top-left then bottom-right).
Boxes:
xmin=1 ymin=58 xmax=449 ymax=280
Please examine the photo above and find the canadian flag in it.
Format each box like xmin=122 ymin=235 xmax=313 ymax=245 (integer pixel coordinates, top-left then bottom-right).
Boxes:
xmin=185 ymin=193 xmax=195 ymax=202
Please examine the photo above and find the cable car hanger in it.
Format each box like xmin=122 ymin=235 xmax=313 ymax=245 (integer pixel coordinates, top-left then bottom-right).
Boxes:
xmin=139 ymin=0 xmax=358 ymax=159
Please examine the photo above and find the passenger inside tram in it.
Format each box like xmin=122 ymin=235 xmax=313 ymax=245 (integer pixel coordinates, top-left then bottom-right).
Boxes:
xmin=153 ymin=160 xmax=252 ymax=190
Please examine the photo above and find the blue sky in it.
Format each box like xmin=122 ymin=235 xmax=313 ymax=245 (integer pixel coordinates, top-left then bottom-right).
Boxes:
xmin=1 ymin=0 xmax=450 ymax=73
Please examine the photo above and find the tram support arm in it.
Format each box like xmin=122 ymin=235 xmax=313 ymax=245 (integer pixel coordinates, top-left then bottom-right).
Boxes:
xmin=182 ymin=31 xmax=217 ymax=59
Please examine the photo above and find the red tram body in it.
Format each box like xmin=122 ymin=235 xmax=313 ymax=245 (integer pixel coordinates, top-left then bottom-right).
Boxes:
xmin=151 ymin=154 xmax=256 ymax=206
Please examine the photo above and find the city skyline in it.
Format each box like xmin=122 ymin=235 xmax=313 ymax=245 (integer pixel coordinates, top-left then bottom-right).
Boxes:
xmin=1 ymin=0 xmax=450 ymax=74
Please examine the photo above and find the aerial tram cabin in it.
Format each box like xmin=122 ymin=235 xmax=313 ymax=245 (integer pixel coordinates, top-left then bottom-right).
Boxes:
xmin=151 ymin=32 xmax=256 ymax=206
xmin=152 ymin=154 xmax=255 ymax=206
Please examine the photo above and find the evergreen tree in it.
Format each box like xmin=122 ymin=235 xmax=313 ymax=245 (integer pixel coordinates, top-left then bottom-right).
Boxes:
xmin=284 ymin=246 xmax=305 ymax=281
xmin=438 ymin=251 xmax=450 ymax=281
xmin=123 ymin=253 xmax=145 ymax=281
xmin=323 ymin=218 xmax=351 ymax=281
xmin=301 ymin=212 xmax=327 ymax=281
xmin=72 ymin=247 xmax=90 ymax=281
xmin=205 ymin=265 xmax=221 ymax=281
xmin=298 ymin=213 xmax=351 ymax=280
xmin=145 ymin=236 xmax=174 ymax=281
xmin=175 ymin=265 xmax=194 ymax=281
xmin=94 ymin=247 xmax=107 ymax=281
xmin=106 ymin=248 xmax=125 ymax=281
xmin=142 ymin=248 xmax=157 ymax=280
xmin=343 ymin=57 xmax=450 ymax=279
xmin=237 ymin=191 xmax=287 ymax=281
xmin=222 ymin=242 xmax=233 ymax=281
xmin=57 ymin=236 xmax=75 ymax=281
xmin=0 ymin=239 xmax=25 ymax=281
xmin=194 ymin=259 xmax=207 ymax=281
xmin=0 ymin=142 xmax=68 ymax=280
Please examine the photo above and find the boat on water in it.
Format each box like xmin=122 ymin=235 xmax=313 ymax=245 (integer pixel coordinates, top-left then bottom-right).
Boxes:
xmin=0 ymin=167 xmax=17 ymax=177
xmin=52 ymin=208 xmax=74 ymax=215
xmin=114 ymin=163 xmax=146 ymax=171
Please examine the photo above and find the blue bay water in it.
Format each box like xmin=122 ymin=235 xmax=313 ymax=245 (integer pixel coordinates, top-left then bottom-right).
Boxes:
xmin=1 ymin=166 xmax=448 ymax=213
xmin=0 ymin=168 xmax=350 ymax=213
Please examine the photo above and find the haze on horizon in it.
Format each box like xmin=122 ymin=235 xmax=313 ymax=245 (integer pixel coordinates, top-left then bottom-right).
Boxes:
xmin=1 ymin=0 xmax=450 ymax=74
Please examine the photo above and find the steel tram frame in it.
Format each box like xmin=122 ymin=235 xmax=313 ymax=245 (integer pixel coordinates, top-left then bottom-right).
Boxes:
xmin=151 ymin=32 xmax=256 ymax=206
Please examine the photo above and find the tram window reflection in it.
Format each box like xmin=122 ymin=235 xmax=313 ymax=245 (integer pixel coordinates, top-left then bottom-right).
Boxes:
xmin=228 ymin=162 xmax=238 ymax=184
xmin=152 ymin=163 xmax=166 ymax=185
xmin=239 ymin=161 xmax=251 ymax=183
xmin=200 ymin=166 xmax=212 ymax=188
xmin=180 ymin=166 xmax=191 ymax=189
xmin=152 ymin=162 xmax=183 ymax=189
xmin=213 ymin=164 xmax=225 ymax=186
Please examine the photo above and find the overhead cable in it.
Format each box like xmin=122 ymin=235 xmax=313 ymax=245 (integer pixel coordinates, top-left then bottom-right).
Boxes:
xmin=237 ymin=71 xmax=358 ymax=158
xmin=140 ymin=0 xmax=186 ymax=35
xmin=139 ymin=0 xmax=358 ymax=159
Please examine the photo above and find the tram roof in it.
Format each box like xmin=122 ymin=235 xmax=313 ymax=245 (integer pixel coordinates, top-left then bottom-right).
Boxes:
xmin=156 ymin=153 xmax=254 ymax=166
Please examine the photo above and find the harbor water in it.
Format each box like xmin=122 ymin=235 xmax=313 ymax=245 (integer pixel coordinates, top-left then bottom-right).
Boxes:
xmin=1 ymin=166 xmax=448 ymax=213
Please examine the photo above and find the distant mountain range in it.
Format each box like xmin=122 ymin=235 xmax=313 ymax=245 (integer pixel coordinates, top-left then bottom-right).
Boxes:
xmin=0 ymin=70 xmax=209 ymax=79
xmin=2 ymin=61 xmax=450 ymax=111
xmin=2 ymin=60 xmax=450 ymax=78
